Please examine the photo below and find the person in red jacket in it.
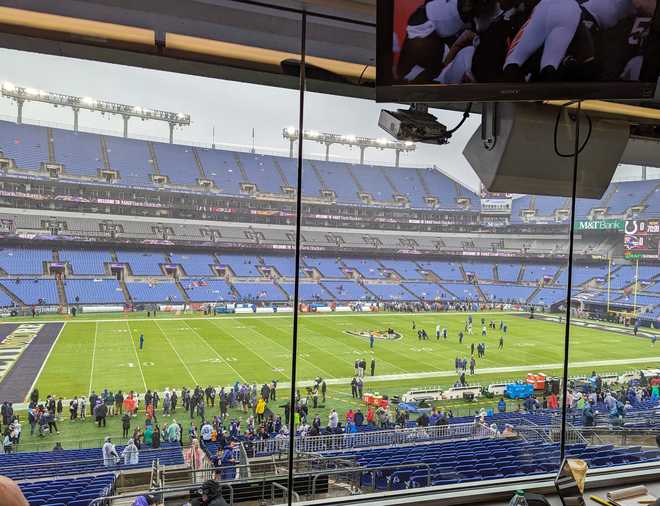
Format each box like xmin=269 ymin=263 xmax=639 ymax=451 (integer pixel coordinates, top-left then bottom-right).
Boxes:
xmin=366 ymin=407 xmax=375 ymax=426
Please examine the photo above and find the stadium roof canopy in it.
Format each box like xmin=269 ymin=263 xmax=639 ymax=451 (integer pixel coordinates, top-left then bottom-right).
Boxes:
xmin=0 ymin=0 xmax=377 ymax=98
xmin=0 ymin=0 xmax=658 ymax=161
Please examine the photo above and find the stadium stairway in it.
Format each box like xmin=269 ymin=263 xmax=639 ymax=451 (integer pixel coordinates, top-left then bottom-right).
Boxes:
xmin=474 ymin=283 xmax=488 ymax=302
xmin=346 ymin=165 xmax=365 ymax=196
xmin=0 ymin=281 xmax=23 ymax=305
xmin=147 ymin=143 xmax=161 ymax=176
xmin=119 ymin=277 xmax=132 ymax=304
xmin=56 ymin=276 xmax=67 ymax=307
xmin=175 ymin=279 xmax=192 ymax=304
xmin=99 ymin=136 xmax=111 ymax=170
xmin=191 ymin=148 xmax=206 ymax=178
xmin=458 ymin=264 xmax=468 ymax=282
xmin=46 ymin=127 xmax=56 ymax=162
xmin=527 ymin=286 xmax=542 ymax=305
xmin=308 ymin=160 xmax=329 ymax=195
xmin=551 ymin=268 xmax=565 ymax=286
xmin=517 ymin=265 xmax=526 ymax=283
xmin=378 ymin=166 xmax=401 ymax=198
xmin=272 ymin=157 xmax=290 ymax=188
xmin=415 ymin=169 xmax=432 ymax=197
xmin=273 ymin=280 xmax=291 ymax=301
xmin=232 ymin=152 xmax=250 ymax=181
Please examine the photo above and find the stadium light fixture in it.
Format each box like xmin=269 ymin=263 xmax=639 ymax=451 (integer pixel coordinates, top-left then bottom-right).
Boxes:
xmin=282 ymin=128 xmax=416 ymax=166
xmin=0 ymin=82 xmax=191 ymax=143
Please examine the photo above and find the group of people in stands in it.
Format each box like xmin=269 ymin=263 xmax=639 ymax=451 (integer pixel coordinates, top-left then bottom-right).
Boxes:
xmin=5 ymin=369 xmax=660 ymax=461
xmin=381 ymin=300 xmax=517 ymax=313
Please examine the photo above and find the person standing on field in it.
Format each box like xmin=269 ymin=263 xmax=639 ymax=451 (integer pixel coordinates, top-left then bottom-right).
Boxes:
xmin=122 ymin=412 xmax=131 ymax=438
xmin=370 ymin=358 xmax=376 ymax=377
xmin=139 ymin=333 xmax=144 ymax=350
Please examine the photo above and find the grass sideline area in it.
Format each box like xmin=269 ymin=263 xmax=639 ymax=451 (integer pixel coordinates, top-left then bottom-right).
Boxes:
xmin=3 ymin=310 xmax=658 ymax=452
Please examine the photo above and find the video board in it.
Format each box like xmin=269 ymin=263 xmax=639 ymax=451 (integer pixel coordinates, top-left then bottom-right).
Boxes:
xmin=624 ymin=219 xmax=660 ymax=259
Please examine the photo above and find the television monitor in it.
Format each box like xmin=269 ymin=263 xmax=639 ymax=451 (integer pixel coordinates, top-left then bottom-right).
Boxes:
xmin=377 ymin=0 xmax=660 ymax=102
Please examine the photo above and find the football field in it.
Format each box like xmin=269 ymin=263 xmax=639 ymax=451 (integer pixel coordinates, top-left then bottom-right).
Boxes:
xmin=30 ymin=312 xmax=660 ymax=400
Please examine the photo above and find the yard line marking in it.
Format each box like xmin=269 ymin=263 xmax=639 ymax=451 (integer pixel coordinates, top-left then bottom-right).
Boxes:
xmin=206 ymin=319 xmax=295 ymax=381
xmin=26 ymin=322 xmax=66 ymax=402
xmin=153 ymin=319 xmax=199 ymax=385
xmin=295 ymin=324 xmax=409 ymax=375
xmin=125 ymin=322 xmax=148 ymax=392
xmin=269 ymin=315 xmax=419 ymax=374
xmin=269 ymin=355 xmax=660 ymax=389
xmin=181 ymin=320 xmax=248 ymax=383
xmin=222 ymin=320 xmax=335 ymax=380
xmin=88 ymin=322 xmax=98 ymax=397
xmin=250 ymin=324 xmax=336 ymax=377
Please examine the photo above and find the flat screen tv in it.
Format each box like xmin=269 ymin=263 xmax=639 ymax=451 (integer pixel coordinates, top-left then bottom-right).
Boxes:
xmin=377 ymin=0 xmax=660 ymax=102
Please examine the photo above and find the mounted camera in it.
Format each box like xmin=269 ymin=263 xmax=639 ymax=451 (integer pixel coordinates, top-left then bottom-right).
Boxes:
xmin=378 ymin=104 xmax=449 ymax=145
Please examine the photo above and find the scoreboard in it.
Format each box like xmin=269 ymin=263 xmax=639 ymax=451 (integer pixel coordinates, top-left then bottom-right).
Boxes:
xmin=624 ymin=219 xmax=660 ymax=259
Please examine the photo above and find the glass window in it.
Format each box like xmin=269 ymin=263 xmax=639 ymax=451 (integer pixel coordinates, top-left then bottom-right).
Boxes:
xmin=287 ymin=14 xmax=575 ymax=502
xmin=1 ymin=5 xmax=659 ymax=505
xmin=0 ymin=18 xmax=301 ymax=499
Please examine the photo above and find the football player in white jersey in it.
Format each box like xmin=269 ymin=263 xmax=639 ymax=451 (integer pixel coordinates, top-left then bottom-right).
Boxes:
xmin=503 ymin=0 xmax=583 ymax=81
xmin=396 ymin=0 xmax=499 ymax=82
xmin=581 ymin=0 xmax=636 ymax=30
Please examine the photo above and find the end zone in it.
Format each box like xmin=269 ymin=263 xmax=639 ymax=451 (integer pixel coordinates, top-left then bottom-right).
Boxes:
xmin=0 ymin=322 xmax=64 ymax=403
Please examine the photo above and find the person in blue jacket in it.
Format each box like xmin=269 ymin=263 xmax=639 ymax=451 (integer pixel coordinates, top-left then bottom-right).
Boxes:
xmin=221 ymin=443 xmax=238 ymax=480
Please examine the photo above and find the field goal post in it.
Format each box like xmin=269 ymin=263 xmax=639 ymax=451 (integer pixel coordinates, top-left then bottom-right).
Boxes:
xmin=606 ymin=257 xmax=642 ymax=321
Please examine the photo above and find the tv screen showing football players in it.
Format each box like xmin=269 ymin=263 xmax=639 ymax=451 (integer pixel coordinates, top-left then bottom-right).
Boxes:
xmin=377 ymin=0 xmax=659 ymax=101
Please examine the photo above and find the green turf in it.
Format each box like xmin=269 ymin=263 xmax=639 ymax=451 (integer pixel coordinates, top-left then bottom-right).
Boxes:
xmin=31 ymin=311 xmax=659 ymax=398
xmin=1 ymin=311 xmax=654 ymax=452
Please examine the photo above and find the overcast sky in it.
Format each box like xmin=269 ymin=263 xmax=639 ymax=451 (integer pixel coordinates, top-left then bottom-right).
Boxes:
xmin=0 ymin=48 xmax=649 ymax=191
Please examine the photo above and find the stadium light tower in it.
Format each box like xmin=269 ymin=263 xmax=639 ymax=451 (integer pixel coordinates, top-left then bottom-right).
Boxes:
xmin=0 ymin=81 xmax=191 ymax=143
xmin=282 ymin=127 xmax=415 ymax=167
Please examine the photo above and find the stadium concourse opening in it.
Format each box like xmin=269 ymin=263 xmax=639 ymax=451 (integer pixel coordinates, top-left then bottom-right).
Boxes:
xmin=0 ymin=2 xmax=658 ymax=506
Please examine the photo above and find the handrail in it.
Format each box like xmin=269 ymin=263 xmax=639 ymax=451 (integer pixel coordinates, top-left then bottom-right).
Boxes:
xmin=87 ymin=462 xmax=436 ymax=505
xmin=88 ymin=481 xmax=234 ymax=506
xmin=272 ymin=481 xmax=299 ymax=503
xmin=252 ymin=422 xmax=494 ymax=455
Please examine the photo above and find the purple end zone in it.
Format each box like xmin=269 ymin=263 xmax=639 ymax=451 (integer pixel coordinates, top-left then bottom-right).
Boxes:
xmin=0 ymin=322 xmax=64 ymax=403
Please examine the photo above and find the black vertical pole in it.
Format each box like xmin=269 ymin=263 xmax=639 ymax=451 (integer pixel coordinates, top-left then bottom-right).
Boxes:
xmin=559 ymin=101 xmax=582 ymax=463
xmin=286 ymin=10 xmax=306 ymax=506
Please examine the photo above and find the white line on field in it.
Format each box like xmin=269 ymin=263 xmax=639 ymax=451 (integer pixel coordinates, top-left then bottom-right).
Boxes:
xmin=272 ymin=355 xmax=660 ymax=389
xmin=3 ymin=311 xmax=525 ymax=325
xmin=229 ymin=320 xmax=335 ymax=380
xmin=181 ymin=320 xmax=248 ymax=383
xmin=26 ymin=323 xmax=66 ymax=402
xmin=206 ymin=319 xmax=295 ymax=381
xmin=88 ymin=322 xmax=98 ymax=397
xmin=153 ymin=319 xmax=199 ymax=385
xmin=126 ymin=321 xmax=148 ymax=392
